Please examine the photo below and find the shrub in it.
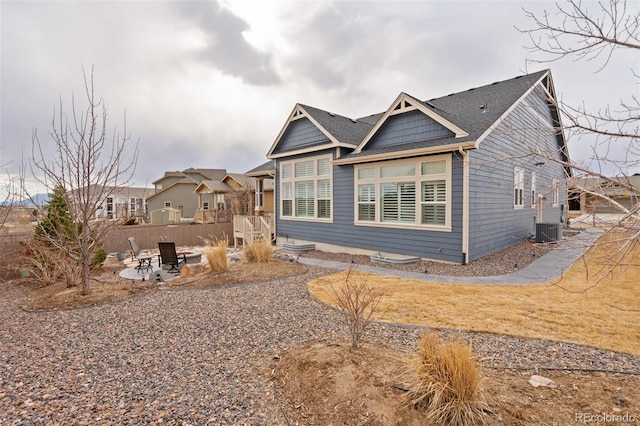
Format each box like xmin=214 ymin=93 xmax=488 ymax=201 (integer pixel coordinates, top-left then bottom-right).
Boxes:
xmin=21 ymin=238 xmax=79 ymax=287
xmin=329 ymin=267 xmax=382 ymax=348
xmin=204 ymin=236 xmax=228 ymax=272
xmin=90 ymin=247 xmax=107 ymax=268
xmin=399 ymin=332 xmax=489 ymax=425
xmin=243 ymin=238 xmax=273 ymax=263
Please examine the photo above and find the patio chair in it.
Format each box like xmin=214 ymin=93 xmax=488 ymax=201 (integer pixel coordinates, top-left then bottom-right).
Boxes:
xmin=157 ymin=241 xmax=187 ymax=274
xmin=127 ymin=237 xmax=154 ymax=273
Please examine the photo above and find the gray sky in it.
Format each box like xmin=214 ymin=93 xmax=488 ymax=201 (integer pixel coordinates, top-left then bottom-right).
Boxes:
xmin=1 ymin=0 xmax=638 ymax=197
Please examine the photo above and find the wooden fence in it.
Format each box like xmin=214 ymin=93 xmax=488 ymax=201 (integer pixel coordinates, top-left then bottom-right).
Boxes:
xmin=0 ymin=222 xmax=233 ymax=254
xmin=104 ymin=222 xmax=233 ymax=253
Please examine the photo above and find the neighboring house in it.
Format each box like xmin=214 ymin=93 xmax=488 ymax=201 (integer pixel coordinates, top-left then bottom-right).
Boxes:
xmin=244 ymin=160 xmax=275 ymax=215
xmin=568 ymin=174 xmax=640 ymax=215
xmin=90 ymin=185 xmax=151 ymax=221
xmin=147 ymin=168 xmax=227 ymax=223
xmin=266 ymin=70 xmax=569 ymax=264
xmin=193 ymin=173 xmax=260 ymax=222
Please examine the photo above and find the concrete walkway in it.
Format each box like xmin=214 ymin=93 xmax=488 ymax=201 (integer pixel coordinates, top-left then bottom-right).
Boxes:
xmin=297 ymin=228 xmax=603 ymax=285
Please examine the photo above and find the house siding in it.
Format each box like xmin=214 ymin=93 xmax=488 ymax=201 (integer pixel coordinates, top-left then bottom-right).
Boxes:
xmin=275 ymin=149 xmax=464 ymax=263
xmin=366 ymin=110 xmax=454 ymax=149
xmin=147 ymin=184 xmax=199 ymax=220
xmin=272 ymin=117 xmax=330 ymax=154
xmin=467 ymin=88 xmax=567 ymax=261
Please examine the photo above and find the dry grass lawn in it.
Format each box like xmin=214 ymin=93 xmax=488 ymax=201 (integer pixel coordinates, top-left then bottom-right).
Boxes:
xmin=308 ymin=233 xmax=640 ymax=356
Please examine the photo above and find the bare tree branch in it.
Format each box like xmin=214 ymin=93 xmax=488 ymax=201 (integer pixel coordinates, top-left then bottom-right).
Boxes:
xmin=22 ymin=66 xmax=139 ymax=294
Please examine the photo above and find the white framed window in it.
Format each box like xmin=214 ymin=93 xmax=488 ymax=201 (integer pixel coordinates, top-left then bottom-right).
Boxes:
xmin=255 ymin=179 xmax=264 ymax=211
xmin=202 ymin=201 xmax=209 ymax=210
xmin=280 ymin=154 xmax=332 ymax=221
xmin=514 ymin=167 xmax=524 ymax=208
xmin=552 ymin=178 xmax=559 ymax=206
xmin=164 ymin=201 xmax=172 ymax=208
xmin=354 ymin=154 xmax=451 ymax=231
xmin=530 ymin=172 xmax=537 ymax=208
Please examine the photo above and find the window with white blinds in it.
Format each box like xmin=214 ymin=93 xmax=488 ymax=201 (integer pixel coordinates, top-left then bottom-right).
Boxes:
xmin=280 ymin=154 xmax=332 ymax=220
xmin=357 ymin=184 xmax=375 ymax=221
xmin=421 ymin=180 xmax=446 ymax=225
xmin=514 ymin=167 xmax=524 ymax=208
xmin=354 ymin=154 xmax=451 ymax=230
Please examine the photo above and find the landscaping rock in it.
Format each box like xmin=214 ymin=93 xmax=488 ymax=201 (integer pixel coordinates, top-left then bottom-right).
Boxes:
xmin=529 ymin=375 xmax=557 ymax=388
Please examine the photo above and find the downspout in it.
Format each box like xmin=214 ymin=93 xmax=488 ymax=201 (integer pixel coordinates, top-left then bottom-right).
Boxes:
xmin=459 ymin=146 xmax=469 ymax=265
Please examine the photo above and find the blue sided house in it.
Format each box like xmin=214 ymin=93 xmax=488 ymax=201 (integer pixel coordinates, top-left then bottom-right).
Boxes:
xmin=265 ymin=70 xmax=569 ymax=264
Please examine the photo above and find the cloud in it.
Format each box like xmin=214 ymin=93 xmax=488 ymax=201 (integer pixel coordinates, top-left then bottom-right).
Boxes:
xmin=173 ymin=1 xmax=280 ymax=86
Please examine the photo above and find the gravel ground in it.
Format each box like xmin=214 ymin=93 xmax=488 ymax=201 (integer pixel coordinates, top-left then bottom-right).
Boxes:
xmin=1 ymin=263 xmax=639 ymax=425
xmin=299 ymin=238 xmax=557 ymax=276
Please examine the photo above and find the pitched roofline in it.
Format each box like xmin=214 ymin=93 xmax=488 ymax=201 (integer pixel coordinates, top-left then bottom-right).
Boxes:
xmin=474 ymin=70 xmax=551 ymax=148
xmin=193 ymin=180 xmax=232 ymax=194
xmin=145 ymin=180 xmax=198 ymax=200
xmin=353 ymin=92 xmax=469 ymax=154
xmin=266 ymin=104 xmax=346 ymax=158
xmin=333 ymin=141 xmax=476 ymax=165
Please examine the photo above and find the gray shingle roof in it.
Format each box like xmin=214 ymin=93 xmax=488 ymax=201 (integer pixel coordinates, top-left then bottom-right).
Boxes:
xmin=271 ymin=70 xmax=554 ymax=161
xmin=245 ymin=160 xmax=275 ymax=176
xmin=342 ymin=69 xmax=551 ymax=160
xmin=300 ymin=104 xmax=374 ymax=145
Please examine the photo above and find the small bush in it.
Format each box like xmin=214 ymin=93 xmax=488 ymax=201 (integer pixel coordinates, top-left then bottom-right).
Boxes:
xmin=205 ymin=237 xmax=229 ymax=272
xmin=90 ymin=248 xmax=107 ymax=268
xmin=400 ymin=332 xmax=489 ymax=425
xmin=329 ymin=267 xmax=382 ymax=348
xmin=243 ymin=238 xmax=273 ymax=263
xmin=21 ymin=238 xmax=80 ymax=287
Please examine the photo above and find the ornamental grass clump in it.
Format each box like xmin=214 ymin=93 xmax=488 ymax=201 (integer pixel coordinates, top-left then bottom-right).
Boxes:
xmin=400 ymin=332 xmax=489 ymax=426
xmin=243 ymin=238 xmax=273 ymax=263
xmin=203 ymin=236 xmax=228 ymax=272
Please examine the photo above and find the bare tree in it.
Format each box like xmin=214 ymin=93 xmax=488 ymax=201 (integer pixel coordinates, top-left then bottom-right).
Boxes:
xmin=329 ymin=267 xmax=382 ymax=348
xmin=516 ymin=0 xmax=639 ymax=279
xmin=519 ymin=0 xmax=639 ymax=187
xmin=24 ymin=66 xmax=139 ymax=295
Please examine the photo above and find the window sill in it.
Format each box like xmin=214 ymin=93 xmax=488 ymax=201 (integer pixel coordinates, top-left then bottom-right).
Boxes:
xmin=280 ymin=216 xmax=333 ymax=223
xmin=354 ymin=221 xmax=451 ymax=232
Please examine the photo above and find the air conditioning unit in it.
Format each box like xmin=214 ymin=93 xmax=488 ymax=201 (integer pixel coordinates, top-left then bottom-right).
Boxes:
xmin=536 ymin=223 xmax=562 ymax=243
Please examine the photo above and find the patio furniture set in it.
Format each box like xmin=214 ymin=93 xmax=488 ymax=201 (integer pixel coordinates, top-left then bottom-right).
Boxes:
xmin=127 ymin=238 xmax=202 ymax=275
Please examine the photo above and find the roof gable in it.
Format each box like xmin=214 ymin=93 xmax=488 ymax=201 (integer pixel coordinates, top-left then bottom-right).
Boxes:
xmin=223 ymin=173 xmax=256 ymax=190
xmin=194 ymin=180 xmax=232 ymax=194
xmin=267 ymin=104 xmax=374 ymax=158
xmin=364 ymin=109 xmax=456 ymax=151
xmin=146 ymin=179 xmax=199 ymax=200
xmin=354 ymin=92 xmax=468 ymax=154
xmin=335 ymin=70 xmax=560 ymax=164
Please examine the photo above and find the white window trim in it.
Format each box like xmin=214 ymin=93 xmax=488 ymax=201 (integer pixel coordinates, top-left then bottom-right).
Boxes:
xmin=164 ymin=201 xmax=172 ymax=208
xmin=552 ymin=178 xmax=559 ymax=207
xmin=530 ymin=172 xmax=537 ymax=208
xmin=514 ymin=166 xmax=524 ymax=209
xmin=279 ymin=154 xmax=333 ymax=222
xmin=353 ymin=154 xmax=452 ymax=232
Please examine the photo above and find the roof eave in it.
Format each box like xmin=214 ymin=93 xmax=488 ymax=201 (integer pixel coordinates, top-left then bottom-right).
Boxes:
xmin=268 ymin=142 xmax=356 ymax=159
xmin=333 ymin=141 xmax=476 ymax=165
